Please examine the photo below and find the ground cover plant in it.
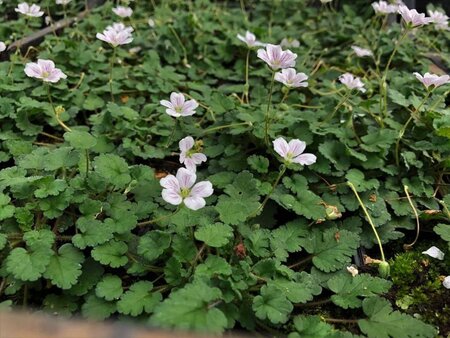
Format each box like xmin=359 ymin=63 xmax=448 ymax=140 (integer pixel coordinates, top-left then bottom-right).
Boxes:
xmin=0 ymin=0 xmax=449 ymax=336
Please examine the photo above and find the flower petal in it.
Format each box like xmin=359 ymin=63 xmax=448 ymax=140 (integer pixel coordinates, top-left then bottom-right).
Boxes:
xmin=190 ymin=181 xmax=213 ymax=198
xmin=176 ymin=168 xmax=196 ymax=189
xmin=184 ymin=196 xmax=206 ymax=210
xmin=422 ymin=246 xmax=445 ymax=260
xmin=160 ymin=174 xmax=180 ymax=191
xmin=292 ymin=153 xmax=317 ymax=165
xmin=288 ymin=139 xmax=306 ymax=157
xmin=162 ymin=189 xmax=183 ymax=206
xmin=179 ymin=136 xmax=195 ymax=152
xmin=273 ymin=137 xmax=289 ymax=158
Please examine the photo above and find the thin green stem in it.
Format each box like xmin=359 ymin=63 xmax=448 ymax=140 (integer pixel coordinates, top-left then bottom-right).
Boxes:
xmin=85 ymin=150 xmax=90 ymax=178
xmin=263 ymin=71 xmax=276 ymax=146
xmin=403 ymin=185 xmax=420 ymax=249
xmin=109 ymin=48 xmax=117 ymax=102
xmin=203 ymin=122 xmax=251 ymax=134
xmin=249 ymin=165 xmax=286 ymax=218
xmin=169 ymin=25 xmax=189 ymax=67
xmin=394 ymin=90 xmax=432 ymax=166
xmin=242 ymin=49 xmax=251 ymax=104
xmin=137 ymin=206 xmax=181 ymax=227
xmin=347 ymin=181 xmax=385 ymax=262
xmin=165 ymin=118 xmax=178 ymax=148
xmin=281 ymin=88 xmax=290 ymax=103
xmin=47 ymin=84 xmax=72 ymax=132
xmin=322 ymin=90 xmax=352 ymax=123
xmin=381 ymin=29 xmax=409 ymax=116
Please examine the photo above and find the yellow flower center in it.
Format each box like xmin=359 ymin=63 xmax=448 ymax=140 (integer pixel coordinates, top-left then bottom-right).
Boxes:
xmin=180 ymin=188 xmax=190 ymax=198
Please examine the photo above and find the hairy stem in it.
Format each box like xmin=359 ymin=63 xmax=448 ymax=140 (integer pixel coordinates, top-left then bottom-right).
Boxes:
xmin=263 ymin=71 xmax=276 ymax=146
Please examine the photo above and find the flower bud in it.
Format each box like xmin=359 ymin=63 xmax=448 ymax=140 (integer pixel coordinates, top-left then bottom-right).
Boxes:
xmin=378 ymin=261 xmax=390 ymax=278
xmin=325 ymin=205 xmax=342 ymax=220
xmin=55 ymin=105 xmax=65 ymax=116
xmin=279 ymin=103 xmax=290 ymax=111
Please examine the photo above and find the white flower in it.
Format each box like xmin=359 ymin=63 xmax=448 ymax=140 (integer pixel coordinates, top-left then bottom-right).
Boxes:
xmin=160 ymin=168 xmax=213 ymax=210
xmin=351 ymin=45 xmax=373 ymax=57
xmin=56 ymin=0 xmax=71 ymax=5
xmin=257 ymin=44 xmax=297 ymax=70
xmin=179 ymin=136 xmax=207 ymax=172
xmin=0 ymin=41 xmax=6 ymax=52
xmin=346 ymin=266 xmax=359 ymax=277
xmin=428 ymin=10 xmax=449 ymax=30
xmin=398 ymin=5 xmax=433 ymax=27
xmin=443 ymin=276 xmax=450 ymax=289
xmin=339 ymin=73 xmax=366 ymax=93
xmin=15 ymin=2 xmax=44 ymax=17
xmin=422 ymin=246 xmax=445 ymax=260
xmin=372 ymin=1 xmax=397 ymax=14
xmin=112 ymin=6 xmax=133 ymax=18
xmin=96 ymin=23 xmax=134 ymax=47
xmin=24 ymin=59 xmax=67 ymax=83
xmin=148 ymin=18 xmax=155 ymax=28
xmin=237 ymin=31 xmax=265 ymax=48
xmin=414 ymin=72 xmax=450 ymax=89
xmin=160 ymin=92 xmax=198 ymax=117
xmin=280 ymin=38 xmax=300 ymax=48
xmin=273 ymin=137 xmax=316 ymax=165
xmin=274 ymin=68 xmax=308 ymax=88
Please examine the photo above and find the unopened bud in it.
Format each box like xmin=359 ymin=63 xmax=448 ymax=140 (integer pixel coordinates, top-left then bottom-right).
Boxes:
xmin=325 ymin=205 xmax=342 ymax=220
xmin=378 ymin=261 xmax=390 ymax=278
xmin=55 ymin=105 xmax=65 ymax=116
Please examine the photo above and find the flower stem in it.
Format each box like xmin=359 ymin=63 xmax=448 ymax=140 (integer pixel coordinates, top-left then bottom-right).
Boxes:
xmin=242 ymin=49 xmax=250 ymax=104
xmin=169 ymin=25 xmax=189 ymax=67
xmin=347 ymin=181 xmax=385 ymax=262
xmin=203 ymin=121 xmax=251 ymax=134
xmin=109 ymin=47 xmax=117 ymax=102
xmin=165 ymin=118 xmax=178 ymax=148
xmin=137 ymin=206 xmax=182 ymax=227
xmin=323 ymin=90 xmax=351 ymax=123
xmin=394 ymin=89 xmax=432 ymax=166
xmin=381 ymin=29 xmax=409 ymax=116
xmin=46 ymin=84 xmax=72 ymax=132
xmin=263 ymin=71 xmax=276 ymax=146
xmin=281 ymin=87 xmax=290 ymax=103
xmin=249 ymin=165 xmax=286 ymax=218
xmin=403 ymin=185 xmax=420 ymax=250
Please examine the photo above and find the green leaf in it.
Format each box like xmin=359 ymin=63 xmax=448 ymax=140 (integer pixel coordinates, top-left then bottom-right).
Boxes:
xmin=253 ymin=285 xmax=293 ymax=324
xmin=195 ymin=255 xmax=232 ymax=278
xmin=23 ymin=229 xmax=55 ymax=251
xmin=0 ymin=193 xmax=14 ymax=220
xmin=68 ymin=258 xmax=104 ymax=297
xmin=270 ymin=220 xmax=308 ymax=261
xmin=91 ymin=240 xmax=129 ymax=268
xmin=288 ymin=315 xmax=335 ymax=338
xmin=303 ymin=229 xmax=360 ymax=272
xmin=43 ymin=244 xmax=85 ymax=289
xmin=0 ymin=233 xmax=7 ymax=250
xmin=137 ymin=231 xmax=171 ymax=261
xmin=64 ymin=130 xmax=97 ymax=149
xmin=216 ymin=171 xmax=260 ymax=225
xmin=269 ymin=272 xmax=322 ymax=304
xmin=358 ymin=297 xmax=436 ymax=338
xmin=247 ymin=155 xmax=269 ymax=173
xmin=346 ymin=169 xmax=380 ymax=192
xmin=194 ymin=223 xmax=234 ymax=247
xmin=96 ymin=275 xmax=123 ymax=301
xmin=434 ymin=223 xmax=450 ymax=249
xmin=151 ymin=281 xmax=227 ymax=333
xmin=328 ymin=274 xmax=392 ymax=309
xmin=117 ymin=281 xmax=161 ymax=316
xmin=93 ymin=154 xmax=131 ymax=189
xmin=6 ymin=247 xmax=53 ymax=281
xmin=82 ymin=294 xmax=116 ymax=320
xmin=72 ymin=217 xmax=114 ymax=249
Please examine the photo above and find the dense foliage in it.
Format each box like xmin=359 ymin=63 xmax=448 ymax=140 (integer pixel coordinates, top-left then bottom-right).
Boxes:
xmin=0 ymin=0 xmax=449 ymax=336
